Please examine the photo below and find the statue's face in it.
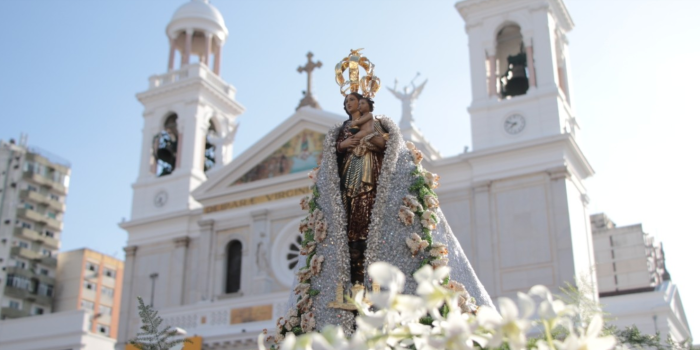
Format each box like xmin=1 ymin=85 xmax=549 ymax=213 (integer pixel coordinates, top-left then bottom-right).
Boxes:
xmin=345 ymin=94 xmax=359 ymax=113
xmin=359 ymin=99 xmax=370 ymax=114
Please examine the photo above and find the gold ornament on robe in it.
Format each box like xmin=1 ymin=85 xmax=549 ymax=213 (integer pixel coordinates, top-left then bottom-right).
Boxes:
xmin=328 ymin=281 xmax=380 ymax=311
xmin=335 ymin=48 xmax=382 ymax=98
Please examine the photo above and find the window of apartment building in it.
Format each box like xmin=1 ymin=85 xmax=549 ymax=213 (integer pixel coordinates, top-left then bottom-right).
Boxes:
xmin=49 ymin=194 xmax=60 ymax=202
xmin=47 ymin=211 xmax=56 ymax=219
xmin=81 ymin=300 xmax=94 ymax=311
xmin=18 ymin=221 xmax=32 ymax=230
xmin=44 ymin=230 xmax=55 ymax=238
xmin=39 ymin=268 xmax=49 ymax=276
xmin=41 ymin=249 xmax=52 ymax=257
xmin=99 ymin=305 xmax=112 ymax=316
xmin=8 ymin=300 xmax=21 ymax=310
xmin=103 ymin=268 xmax=116 ymax=278
xmin=98 ymin=325 xmax=110 ymax=335
xmin=86 ymin=262 xmax=98 ymax=272
xmin=17 ymin=241 xmax=29 ymax=249
xmin=38 ymin=283 xmax=53 ymax=297
xmin=6 ymin=274 xmax=31 ymax=290
xmin=24 ymin=203 xmax=34 ymax=211
xmin=84 ymin=280 xmax=97 ymax=291
xmin=26 ymin=185 xmax=37 ymax=192
xmin=15 ymin=260 xmax=26 ymax=269
xmin=33 ymin=306 xmax=44 ymax=315
xmin=101 ymin=286 xmax=114 ymax=298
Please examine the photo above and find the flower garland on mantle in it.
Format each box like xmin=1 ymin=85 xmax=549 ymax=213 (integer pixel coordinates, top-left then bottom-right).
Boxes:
xmin=399 ymin=141 xmax=479 ymax=318
xmin=269 ymin=167 xmax=326 ymax=345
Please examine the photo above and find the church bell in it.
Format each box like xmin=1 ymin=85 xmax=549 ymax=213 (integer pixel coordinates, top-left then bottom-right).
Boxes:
xmin=500 ymin=52 xmax=529 ymax=97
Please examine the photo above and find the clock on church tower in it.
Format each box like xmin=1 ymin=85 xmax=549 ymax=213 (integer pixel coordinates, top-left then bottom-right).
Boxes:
xmin=129 ymin=0 xmax=245 ymax=221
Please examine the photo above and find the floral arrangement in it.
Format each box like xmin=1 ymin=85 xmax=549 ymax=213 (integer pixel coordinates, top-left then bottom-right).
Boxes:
xmin=259 ymin=262 xmax=618 ymax=350
xmin=270 ymin=167 xmax=327 ymax=344
xmin=399 ymin=142 xmax=449 ymax=272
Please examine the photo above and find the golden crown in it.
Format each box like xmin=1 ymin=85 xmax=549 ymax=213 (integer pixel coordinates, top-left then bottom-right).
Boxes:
xmin=335 ymin=48 xmax=381 ymax=98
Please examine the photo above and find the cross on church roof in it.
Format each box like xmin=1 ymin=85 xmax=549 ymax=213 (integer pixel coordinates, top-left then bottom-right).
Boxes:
xmin=296 ymin=51 xmax=322 ymax=111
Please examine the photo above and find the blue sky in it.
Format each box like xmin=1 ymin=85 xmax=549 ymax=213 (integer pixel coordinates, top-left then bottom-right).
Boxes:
xmin=1 ymin=0 xmax=698 ymax=339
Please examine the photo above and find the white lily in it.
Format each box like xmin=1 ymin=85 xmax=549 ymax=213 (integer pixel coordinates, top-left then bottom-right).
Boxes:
xmin=414 ymin=265 xmax=451 ymax=310
xmin=555 ymin=315 xmax=616 ymax=350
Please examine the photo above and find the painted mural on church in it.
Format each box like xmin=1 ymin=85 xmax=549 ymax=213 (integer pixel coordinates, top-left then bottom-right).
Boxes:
xmin=233 ymin=129 xmax=325 ymax=185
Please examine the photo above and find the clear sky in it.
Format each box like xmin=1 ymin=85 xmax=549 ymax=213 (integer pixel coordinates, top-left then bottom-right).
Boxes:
xmin=1 ymin=0 xmax=698 ymax=339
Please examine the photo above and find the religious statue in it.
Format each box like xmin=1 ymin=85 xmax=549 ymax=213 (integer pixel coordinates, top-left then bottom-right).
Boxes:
xmin=272 ymin=49 xmax=493 ymax=343
xmin=387 ymin=73 xmax=428 ymax=130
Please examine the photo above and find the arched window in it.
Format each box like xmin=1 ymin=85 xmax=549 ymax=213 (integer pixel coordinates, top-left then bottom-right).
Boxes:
xmin=153 ymin=114 xmax=179 ymax=177
xmin=496 ymin=24 xmax=529 ymax=97
xmin=204 ymin=120 xmax=216 ymax=173
xmin=225 ymin=240 xmax=242 ymax=294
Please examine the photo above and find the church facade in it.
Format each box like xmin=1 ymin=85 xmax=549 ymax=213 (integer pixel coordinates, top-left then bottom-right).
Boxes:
xmin=117 ymin=1 xmax=688 ymax=349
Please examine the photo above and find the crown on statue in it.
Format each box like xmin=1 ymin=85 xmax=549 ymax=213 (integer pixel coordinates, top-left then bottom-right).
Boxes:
xmin=335 ymin=48 xmax=381 ymax=98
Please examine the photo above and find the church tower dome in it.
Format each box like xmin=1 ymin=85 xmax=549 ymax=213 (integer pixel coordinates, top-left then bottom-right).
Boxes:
xmin=165 ymin=0 xmax=228 ymax=74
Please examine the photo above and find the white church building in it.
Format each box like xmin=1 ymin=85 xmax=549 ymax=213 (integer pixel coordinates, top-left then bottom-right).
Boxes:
xmin=117 ymin=0 xmax=691 ymax=349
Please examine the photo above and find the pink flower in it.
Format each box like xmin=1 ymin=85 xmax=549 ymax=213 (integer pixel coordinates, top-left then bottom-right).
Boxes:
xmin=424 ymin=172 xmax=440 ymax=189
xmin=403 ymin=195 xmax=423 ymax=212
xmin=398 ymin=205 xmax=415 ymax=226
xmin=300 ymin=241 xmax=316 ymax=256
xmin=431 ymin=257 xmax=448 ymax=268
xmin=424 ymin=195 xmax=439 ymax=209
xmin=296 ymin=294 xmax=313 ymax=313
xmin=300 ymin=312 xmax=316 ymax=333
xmin=429 ymin=242 xmax=448 ymax=258
xmin=412 ymin=149 xmax=424 ymax=165
xmin=299 ymin=218 xmax=309 ymax=233
xmin=310 ymin=255 xmax=325 ymax=275
xmin=300 ymin=195 xmax=311 ymax=211
xmin=314 ymin=219 xmax=327 ymax=243
xmin=296 ymin=267 xmax=312 ymax=283
xmin=294 ymin=283 xmax=310 ymax=296
xmin=421 ymin=210 xmax=439 ymax=231
xmin=308 ymin=167 xmax=319 ymax=183
xmin=406 ymin=232 xmax=429 ymax=255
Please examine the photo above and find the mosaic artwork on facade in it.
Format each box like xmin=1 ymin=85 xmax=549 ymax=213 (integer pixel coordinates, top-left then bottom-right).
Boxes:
xmin=233 ymin=129 xmax=325 ymax=185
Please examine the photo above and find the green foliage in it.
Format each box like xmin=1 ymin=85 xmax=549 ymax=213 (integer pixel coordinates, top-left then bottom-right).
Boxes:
xmin=308 ymin=198 xmax=317 ymax=212
xmin=128 ymin=296 xmax=191 ymax=350
xmin=292 ymin=326 xmax=303 ymax=335
xmin=312 ymin=185 xmax=319 ymax=198
xmin=419 ymin=316 xmax=433 ymax=326
xmin=309 ymin=289 xmax=320 ymax=296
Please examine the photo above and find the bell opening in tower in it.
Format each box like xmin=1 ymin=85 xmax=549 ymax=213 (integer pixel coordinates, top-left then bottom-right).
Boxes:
xmin=153 ymin=114 xmax=179 ymax=177
xmin=497 ymin=24 xmax=529 ymax=98
xmin=203 ymin=120 xmax=216 ymax=173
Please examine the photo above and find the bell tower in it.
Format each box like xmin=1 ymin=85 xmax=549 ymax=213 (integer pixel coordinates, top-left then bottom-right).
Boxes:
xmin=456 ymin=0 xmax=576 ymax=151
xmin=131 ymin=0 xmax=245 ymax=221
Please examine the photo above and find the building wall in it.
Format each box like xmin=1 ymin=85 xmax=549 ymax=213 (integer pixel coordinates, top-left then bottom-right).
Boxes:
xmin=55 ymin=248 xmax=124 ymax=339
xmin=0 ymin=139 xmax=70 ymax=320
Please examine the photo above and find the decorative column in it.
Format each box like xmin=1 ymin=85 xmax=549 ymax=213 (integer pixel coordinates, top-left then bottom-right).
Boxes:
xmin=487 ymin=45 xmax=497 ymax=97
xmin=213 ymin=37 xmax=221 ymax=75
xmin=117 ymin=246 xmax=138 ymax=350
xmin=525 ymin=44 xmax=537 ymax=88
xmin=170 ymin=237 xmax=190 ymax=306
xmin=181 ymin=29 xmax=193 ymax=66
xmin=167 ymin=37 xmax=176 ymax=71
xmin=251 ymin=209 xmax=273 ymax=294
xmin=196 ymin=219 xmax=215 ymax=301
xmin=472 ymin=182 xmax=496 ymax=294
xmin=203 ymin=33 xmax=212 ymax=67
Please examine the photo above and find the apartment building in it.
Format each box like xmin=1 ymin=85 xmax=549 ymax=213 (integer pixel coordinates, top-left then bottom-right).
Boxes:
xmin=55 ymin=248 xmax=124 ymax=339
xmin=0 ymin=137 xmax=70 ymax=319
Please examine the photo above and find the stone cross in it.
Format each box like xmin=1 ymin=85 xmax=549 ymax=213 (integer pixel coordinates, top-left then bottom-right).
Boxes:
xmin=296 ymin=52 xmax=322 ymax=110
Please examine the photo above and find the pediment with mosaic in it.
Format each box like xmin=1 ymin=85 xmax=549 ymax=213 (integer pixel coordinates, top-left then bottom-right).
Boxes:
xmin=232 ymin=129 xmax=325 ymax=185
xmin=268 ymin=50 xmax=493 ymax=346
